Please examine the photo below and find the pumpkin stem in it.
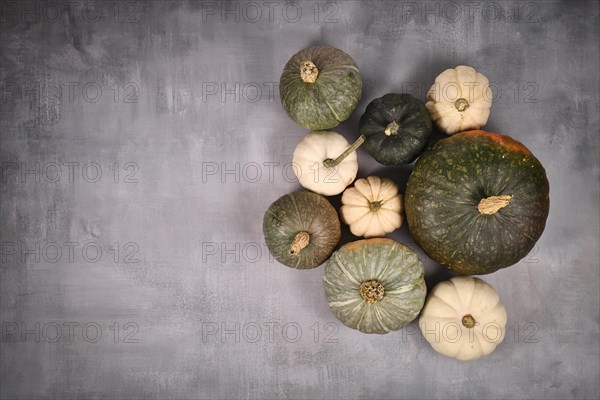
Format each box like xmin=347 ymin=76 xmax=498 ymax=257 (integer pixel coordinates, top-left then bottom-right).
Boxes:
xmin=455 ymin=98 xmax=470 ymax=112
xmin=370 ymin=200 xmax=383 ymax=212
xmin=478 ymin=195 xmax=513 ymax=215
xmin=384 ymin=121 xmax=400 ymax=136
xmin=323 ymin=135 xmax=365 ymax=169
xmin=289 ymin=231 xmax=310 ymax=256
xmin=300 ymin=61 xmax=319 ymax=83
xmin=462 ymin=314 xmax=476 ymax=329
xmin=359 ymin=280 xmax=385 ymax=303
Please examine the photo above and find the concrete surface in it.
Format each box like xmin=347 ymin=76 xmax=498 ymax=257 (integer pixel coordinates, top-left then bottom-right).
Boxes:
xmin=1 ymin=1 xmax=599 ymax=399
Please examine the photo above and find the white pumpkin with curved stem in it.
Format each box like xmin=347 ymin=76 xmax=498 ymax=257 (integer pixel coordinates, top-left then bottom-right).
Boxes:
xmin=340 ymin=176 xmax=403 ymax=238
xmin=419 ymin=276 xmax=507 ymax=361
xmin=425 ymin=65 xmax=492 ymax=135
xmin=292 ymin=131 xmax=361 ymax=196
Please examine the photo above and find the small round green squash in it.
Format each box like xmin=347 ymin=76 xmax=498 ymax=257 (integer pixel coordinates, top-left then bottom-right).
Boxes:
xmin=263 ymin=191 xmax=341 ymax=269
xmin=405 ymin=130 xmax=550 ymax=275
xmin=324 ymin=238 xmax=426 ymax=334
xmin=280 ymin=45 xmax=362 ymax=130
xmin=360 ymin=93 xmax=433 ymax=165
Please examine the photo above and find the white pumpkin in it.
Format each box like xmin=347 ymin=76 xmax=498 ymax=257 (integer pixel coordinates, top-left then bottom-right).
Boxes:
xmin=425 ymin=65 xmax=492 ymax=135
xmin=340 ymin=176 xmax=402 ymax=238
xmin=292 ymin=131 xmax=360 ymax=196
xmin=419 ymin=276 xmax=507 ymax=361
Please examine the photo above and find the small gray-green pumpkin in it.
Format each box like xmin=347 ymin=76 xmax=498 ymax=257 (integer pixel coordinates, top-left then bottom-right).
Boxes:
xmin=280 ymin=45 xmax=362 ymax=130
xmin=263 ymin=191 xmax=341 ymax=269
xmin=360 ymin=93 xmax=433 ymax=165
xmin=324 ymin=238 xmax=426 ymax=334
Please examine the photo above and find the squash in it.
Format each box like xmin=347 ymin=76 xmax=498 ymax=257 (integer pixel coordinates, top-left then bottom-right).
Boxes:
xmin=359 ymin=93 xmax=433 ymax=165
xmin=263 ymin=191 xmax=341 ymax=269
xmin=340 ymin=176 xmax=403 ymax=238
xmin=292 ymin=130 xmax=360 ymax=196
xmin=280 ymin=45 xmax=362 ymax=130
xmin=425 ymin=66 xmax=492 ymax=135
xmin=405 ymin=130 xmax=550 ymax=275
xmin=324 ymin=238 xmax=426 ymax=334
xmin=419 ymin=276 xmax=507 ymax=361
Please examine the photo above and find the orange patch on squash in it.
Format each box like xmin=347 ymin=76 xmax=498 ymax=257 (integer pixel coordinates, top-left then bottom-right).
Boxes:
xmin=460 ymin=130 xmax=533 ymax=155
xmin=345 ymin=237 xmax=394 ymax=251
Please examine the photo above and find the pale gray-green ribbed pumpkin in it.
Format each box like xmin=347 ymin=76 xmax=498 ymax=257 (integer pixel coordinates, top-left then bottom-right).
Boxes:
xmin=279 ymin=45 xmax=362 ymax=130
xmin=324 ymin=238 xmax=426 ymax=334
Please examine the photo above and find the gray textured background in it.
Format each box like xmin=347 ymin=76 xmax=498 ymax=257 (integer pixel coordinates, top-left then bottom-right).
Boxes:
xmin=1 ymin=1 xmax=599 ymax=399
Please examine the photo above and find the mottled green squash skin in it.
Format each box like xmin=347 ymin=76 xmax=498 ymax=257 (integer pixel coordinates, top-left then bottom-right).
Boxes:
xmin=280 ymin=46 xmax=362 ymax=130
xmin=324 ymin=238 xmax=426 ymax=334
xmin=405 ymin=131 xmax=550 ymax=275
xmin=263 ymin=191 xmax=341 ymax=269
xmin=360 ymin=93 xmax=433 ymax=165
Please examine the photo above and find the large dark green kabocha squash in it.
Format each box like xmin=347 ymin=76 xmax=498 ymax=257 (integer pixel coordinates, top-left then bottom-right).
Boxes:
xmin=280 ymin=45 xmax=362 ymax=130
xmin=359 ymin=93 xmax=433 ymax=165
xmin=405 ymin=130 xmax=550 ymax=275
xmin=263 ymin=191 xmax=341 ymax=269
xmin=324 ymin=238 xmax=426 ymax=334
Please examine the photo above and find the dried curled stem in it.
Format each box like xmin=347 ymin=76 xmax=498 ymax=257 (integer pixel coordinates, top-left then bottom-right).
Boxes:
xmin=359 ymin=280 xmax=385 ymax=303
xmin=478 ymin=195 xmax=512 ymax=215
xmin=289 ymin=231 xmax=310 ymax=256
xmin=300 ymin=61 xmax=319 ymax=83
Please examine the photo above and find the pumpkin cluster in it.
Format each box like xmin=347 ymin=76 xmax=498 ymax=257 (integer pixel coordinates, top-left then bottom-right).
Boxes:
xmin=263 ymin=45 xmax=550 ymax=361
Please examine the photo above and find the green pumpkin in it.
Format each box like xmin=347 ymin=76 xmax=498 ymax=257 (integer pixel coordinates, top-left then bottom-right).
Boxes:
xmin=405 ymin=130 xmax=550 ymax=275
xmin=324 ymin=238 xmax=426 ymax=334
xmin=263 ymin=191 xmax=341 ymax=269
xmin=360 ymin=93 xmax=433 ymax=165
xmin=279 ymin=45 xmax=362 ymax=130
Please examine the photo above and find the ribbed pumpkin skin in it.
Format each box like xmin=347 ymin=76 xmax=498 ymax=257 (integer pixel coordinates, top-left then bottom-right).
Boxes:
xmin=324 ymin=238 xmax=426 ymax=334
xmin=280 ymin=46 xmax=362 ymax=130
xmin=360 ymin=93 xmax=432 ymax=165
xmin=263 ymin=191 xmax=341 ymax=269
xmin=405 ymin=131 xmax=550 ymax=275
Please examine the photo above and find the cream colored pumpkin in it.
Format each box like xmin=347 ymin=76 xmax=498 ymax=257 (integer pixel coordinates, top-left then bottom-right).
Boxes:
xmin=425 ymin=66 xmax=492 ymax=135
xmin=419 ymin=276 xmax=507 ymax=361
xmin=293 ymin=131 xmax=359 ymax=196
xmin=340 ymin=176 xmax=402 ymax=238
